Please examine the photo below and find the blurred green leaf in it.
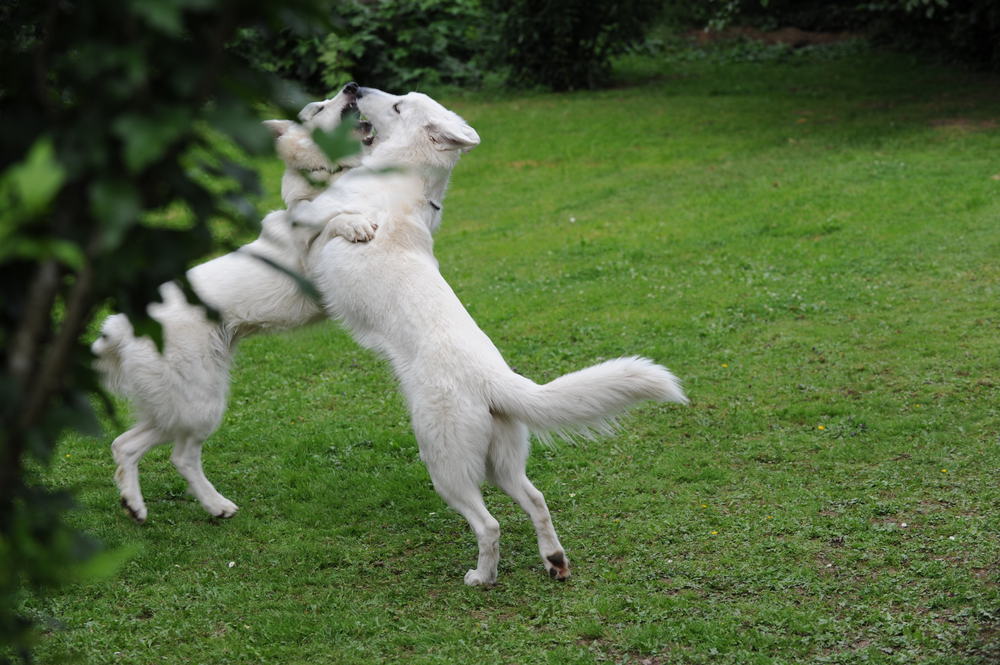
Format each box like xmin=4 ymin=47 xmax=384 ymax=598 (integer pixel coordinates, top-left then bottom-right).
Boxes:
xmin=113 ymin=110 xmax=192 ymax=173
xmin=205 ymin=102 xmax=273 ymax=154
xmin=129 ymin=0 xmax=184 ymax=36
xmin=0 ymin=237 xmax=84 ymax=269
xmin=90 ymin=179 xmax=141 ymax=251
xmin=0 ymin=138 xmax=66 ymax=226
xmin=311 ymin=118 xmax=362 ymax=164
xmin=73 ymin=543 xmax=141 ymax=583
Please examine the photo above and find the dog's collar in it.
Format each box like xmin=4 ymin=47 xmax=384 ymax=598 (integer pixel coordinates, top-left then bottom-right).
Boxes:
xmin=428 ymin=200 xmax=441 ymax=211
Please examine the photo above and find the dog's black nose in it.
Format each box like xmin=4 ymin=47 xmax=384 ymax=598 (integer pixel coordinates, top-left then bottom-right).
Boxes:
xmin=343 ymin=82 xmax=359 ymax=96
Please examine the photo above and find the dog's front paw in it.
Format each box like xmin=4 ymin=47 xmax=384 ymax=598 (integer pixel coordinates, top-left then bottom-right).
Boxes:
xmin=331 ymin=213 xmax=378 ymax=243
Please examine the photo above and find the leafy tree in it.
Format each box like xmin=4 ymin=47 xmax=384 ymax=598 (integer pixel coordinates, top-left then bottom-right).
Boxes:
xmin=0 ymin=0 xmax=332 ymax=661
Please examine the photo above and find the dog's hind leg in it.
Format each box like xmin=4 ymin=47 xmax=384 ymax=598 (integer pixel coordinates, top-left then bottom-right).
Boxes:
xmin=487 ymin=416 xmax=570 ymax=581
xmin=415 ymin=410 xmax=500 ymax=586
xmin=112 ymin=423 xmax=165 ymax=524
xmin=171 ymin=437 xmax=238 ymax=519
xmin=427 ymin=464 xmax=500 ymax=586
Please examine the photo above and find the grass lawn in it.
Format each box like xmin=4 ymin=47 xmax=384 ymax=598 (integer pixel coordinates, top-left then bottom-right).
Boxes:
xmin=31 ymin=46 xmax=1000 ymax=664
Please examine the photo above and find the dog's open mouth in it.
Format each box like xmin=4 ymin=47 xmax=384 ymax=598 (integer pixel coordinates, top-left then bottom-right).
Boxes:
xmin=340 ymin=99 xmax=359 ymax=119
xmin=359 ymin=118 xmax=375 ymax=145
xmin=339 ymin=101 xmax=376 ymax=145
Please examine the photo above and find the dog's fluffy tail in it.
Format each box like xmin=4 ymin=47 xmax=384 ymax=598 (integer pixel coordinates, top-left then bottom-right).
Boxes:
xmin=488 ymin=356 xmax=688 ymax=441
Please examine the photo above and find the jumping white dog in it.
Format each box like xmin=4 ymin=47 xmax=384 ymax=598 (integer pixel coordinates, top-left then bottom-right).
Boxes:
xmin=92 ymin=84 xmax=376 ymax=523
xmin=293 ymin=87 xmax=689 ymax=586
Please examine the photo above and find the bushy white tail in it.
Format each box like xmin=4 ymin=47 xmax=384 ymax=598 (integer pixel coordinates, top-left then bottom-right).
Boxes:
xmin=489 ymin=356 xmax=688 ymax=440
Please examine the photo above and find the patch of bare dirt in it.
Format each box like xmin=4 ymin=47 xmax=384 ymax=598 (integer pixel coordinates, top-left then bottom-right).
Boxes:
xmin=688 ymin=26 xmax=857 ymax=48
xmin=930 ymin=118 xmax=998 ymax=132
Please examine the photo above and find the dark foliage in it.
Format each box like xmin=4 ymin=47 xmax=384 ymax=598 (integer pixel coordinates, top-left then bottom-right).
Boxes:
xmin=863 ymin=0 xmax=1000 ymax=71
xmin=677 ymin=0 xmax=1000 ymax=72
xmin=236 ymin=0 xmax=666 ymax=94
xmin=0 ymin=0 xmax=329 ymax=661
xmin=233 ymin=0 xmax=491 ymax=95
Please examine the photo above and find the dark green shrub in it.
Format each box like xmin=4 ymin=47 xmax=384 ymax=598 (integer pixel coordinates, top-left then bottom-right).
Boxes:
xmin=862 ymin=0 xmax=1000 ymax=71
xmin=665 ymin=0 xmax=1000 ymax=72
xmin=487 ymin=0 xmax=663 ymax=90
xmin=234 ymin=0 xmax=491 ymax=95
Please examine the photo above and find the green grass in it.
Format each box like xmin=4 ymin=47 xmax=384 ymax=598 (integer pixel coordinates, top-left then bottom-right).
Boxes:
xmin=33 ymin=47 xmax=1000 ymax=664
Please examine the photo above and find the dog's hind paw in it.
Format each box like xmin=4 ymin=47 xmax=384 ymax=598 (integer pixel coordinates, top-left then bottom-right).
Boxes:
xmin=464 ymin=568 xmax=496 ymax=587
xmin=120 ymin=496 xmax=147 ymax=524
xmin=544 ymin=551 xmax=570 ymax=581
xmin=203 ymin=497 xmax=239 ymax=519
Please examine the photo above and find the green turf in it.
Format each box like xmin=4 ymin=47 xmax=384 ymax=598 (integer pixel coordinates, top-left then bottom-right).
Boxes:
xmin=31 ymin=47 xmax=1000 ymax=664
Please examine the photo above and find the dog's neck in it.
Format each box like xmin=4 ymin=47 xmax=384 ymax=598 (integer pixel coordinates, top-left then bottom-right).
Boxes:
xmin=366 ymin=160 xmax=453 ymax=233
xmin=420 ymin=164 xmax=452 ymax=232
xmin=364 ymin=136 xmax=463 ymax=232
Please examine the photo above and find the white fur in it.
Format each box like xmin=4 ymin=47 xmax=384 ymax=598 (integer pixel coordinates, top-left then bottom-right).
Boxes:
xmin=92 ymin=86 xmax=372 ymax=523
xmin=295 ymin=88 xmax=689 ymax=586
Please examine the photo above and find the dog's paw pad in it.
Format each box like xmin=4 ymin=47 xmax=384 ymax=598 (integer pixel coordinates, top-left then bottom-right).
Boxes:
xmin=545 ymin=552 xmax=570 ymax=581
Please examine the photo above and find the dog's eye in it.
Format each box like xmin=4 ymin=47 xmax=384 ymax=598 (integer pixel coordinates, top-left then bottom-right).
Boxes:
xmin=393 ymin=102 xmax=402 ymax=114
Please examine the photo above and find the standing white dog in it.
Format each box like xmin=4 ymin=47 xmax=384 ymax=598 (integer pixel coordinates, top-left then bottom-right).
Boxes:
xmin=92 ymin=84 xmax=375 ymax=523
xmin=293 ymin=88 xmax=689 ymax=585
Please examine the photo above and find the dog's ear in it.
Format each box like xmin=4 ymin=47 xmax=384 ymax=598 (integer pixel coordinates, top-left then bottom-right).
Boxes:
xmin=263 ymin=119 xmax=294 ymax=138
xmin=425 ymin=120 xmax=480 ymax=152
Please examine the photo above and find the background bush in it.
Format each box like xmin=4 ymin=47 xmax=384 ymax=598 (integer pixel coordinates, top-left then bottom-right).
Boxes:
xmin=485 ymin=0 xmax=664 ymax=91
xmin=234 ymin=0 xmax=492 ymax=95
xmin=236 ymin=0 xmax=663 ymax=94
xmin=676 ymin=0 xmax=1000 ymax=72
xmin=863 ymin=0 xmax=1000 ymax=71
xmin=233 ymin=0 xmax=1000 ymax=94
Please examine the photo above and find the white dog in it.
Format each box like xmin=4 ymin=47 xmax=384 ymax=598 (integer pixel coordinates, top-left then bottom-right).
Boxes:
xmin=92 ymin=84 xmax=376 ymax=523
xmin=293 ymin=88 xmax=689 ymax=585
